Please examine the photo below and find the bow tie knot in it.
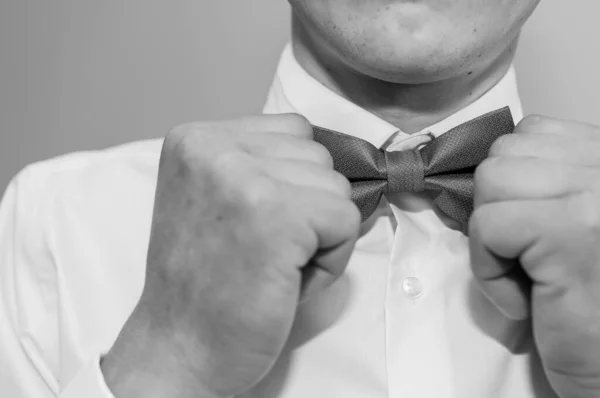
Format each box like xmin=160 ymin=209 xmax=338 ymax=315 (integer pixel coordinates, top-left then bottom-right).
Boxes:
xmin=385 ymin=149 xmax=424 ymax=193
xmin=312 ymin=107 xmax=516 ymax=231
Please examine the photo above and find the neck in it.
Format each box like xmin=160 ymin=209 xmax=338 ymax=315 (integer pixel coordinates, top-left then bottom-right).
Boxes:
xmin=291 ymin=15 xmax=518 ymax=134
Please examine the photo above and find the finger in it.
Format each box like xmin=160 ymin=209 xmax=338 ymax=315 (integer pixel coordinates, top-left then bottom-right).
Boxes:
xmin=300 ymin=237 xmax=357 ymax=301
xmin=287 ymin=187 xmax=360 ymax=297
xmin=469 ymin=197 xmax=580 ymax=320
xmin=474 ymin=156 xmax=586 ymax=206
xmin=515 ymin=115 xmax=600 ymax=139
xmin=264 ymin=159 xmax=351 ymax=199
xmin=489 ymin=133 xmax=600 ymax=166
xmin=233 ymin=113 xmax=314 ymax=139
xmin=470 ymin=200 xmax=543 ymax=320
xmin=243 ymin=134 xmax=333 ymax=167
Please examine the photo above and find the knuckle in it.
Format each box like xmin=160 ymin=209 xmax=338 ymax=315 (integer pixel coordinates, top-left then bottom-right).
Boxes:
xmin=567 ymin=192 xmax=600 ymax=235
xmin=212 ymin=151 xmax=260 ymax=192
xmin=589 ymin=123 xmax=600 ymax=135
xmin=488 ymin=134 xmax=515 ymax=157
xmin=167 ymin=121 xmax=196 ymax=136
xmin=516 ymin=114 xmax=564 ymax=136
xmin=165 ymin=121 xmax=253 ymax=174
xmin=517 ymin=114 xmax=545 ymax=132
xmin=240 ymin=175 xmax=280 ymax=210
xmin=210 ymin=151 xmax=279 ymax=212
xmin=334 ymin=198 xmax=361 ymax=234
xmin=310 ymin=141 xmax=334 ymax=167
xmin=164 ymin=123 xmax=195 ymax=152
xmin=168 ymin=120 xmax=218 ymax=138
xmin=213 ymin=150 xmax=244 ymax=174
xmin=163 ymin=125 xmax=205 ymax=169
xmin=468 ymin=207 xmax=484 ymax=238
xmin=346 ymin=202 xmax=362 ymax=230
xmin=468 ymin=205 xmax=494 ymax=247
xmin=281 ymin=113 xmax=313 ymax=138
xmin=474 ymin=157 xmax=498 ymax=188
xmin=165 ymin=121 xmax=222 ymax=157
xmin=522 ymin=114 xmax=545 ymax=126
xmin=330 ymin=171 xmax=352 ymax=198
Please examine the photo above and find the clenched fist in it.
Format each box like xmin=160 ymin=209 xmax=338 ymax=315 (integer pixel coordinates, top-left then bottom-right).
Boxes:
xmin=470 ymin=116 xmax=600 ymax=398
xmin=101 ymin=114 xmax=360 ymax=398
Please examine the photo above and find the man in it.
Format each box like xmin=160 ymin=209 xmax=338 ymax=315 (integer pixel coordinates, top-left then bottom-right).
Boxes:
xmin=2 ymin=0 xmax=600 ymax=397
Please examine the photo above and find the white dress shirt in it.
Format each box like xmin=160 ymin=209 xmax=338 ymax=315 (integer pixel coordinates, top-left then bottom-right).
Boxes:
xmin=0 ymin=44 xmax=558 ymax=398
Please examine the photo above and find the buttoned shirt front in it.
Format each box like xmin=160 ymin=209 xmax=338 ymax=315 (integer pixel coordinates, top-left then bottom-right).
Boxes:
xmin=0 ymin=44 xmax=557 ymax=397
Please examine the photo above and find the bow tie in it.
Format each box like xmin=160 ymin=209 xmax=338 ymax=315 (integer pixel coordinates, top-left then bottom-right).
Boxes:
xmin=312 ymin=107 xmax=515 ymax=230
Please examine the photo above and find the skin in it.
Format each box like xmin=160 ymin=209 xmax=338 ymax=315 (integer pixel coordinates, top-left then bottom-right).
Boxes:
xmin=101 ymin=115 xmax=360 ymax=398
xmin=471 ymin=117 xmax=600 ymax=397
xmin=102 ymin=1 xmax=600 ymax=398
xmin=290 ymin=0 xmax=540 ymax=132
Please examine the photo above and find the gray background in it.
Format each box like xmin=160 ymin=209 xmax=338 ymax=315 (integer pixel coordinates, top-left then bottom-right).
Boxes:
xmin=1 ymin=1 xmax=598 ymax=190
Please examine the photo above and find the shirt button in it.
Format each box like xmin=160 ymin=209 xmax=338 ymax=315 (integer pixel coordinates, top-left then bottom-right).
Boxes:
xmin=402 ymin=277 xmax=424 ymax=299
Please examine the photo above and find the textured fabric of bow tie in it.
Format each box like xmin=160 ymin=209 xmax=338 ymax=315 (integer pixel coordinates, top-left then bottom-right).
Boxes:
xmin=312 ymin=107 xmax=515 ymax=230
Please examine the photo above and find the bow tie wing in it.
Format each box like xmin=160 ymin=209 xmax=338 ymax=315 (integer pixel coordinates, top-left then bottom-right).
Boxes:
xmin=313 ymin=126 xmax=387 ymax=221
xmin=421 ymin=107 xmax=515 ymax=174
xmin=420 ymin=107 xmax=515 ymax=229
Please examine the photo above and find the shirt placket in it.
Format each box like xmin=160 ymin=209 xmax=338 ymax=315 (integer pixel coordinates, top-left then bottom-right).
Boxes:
xmin=382 ymin=130 xmax=457 ymax=398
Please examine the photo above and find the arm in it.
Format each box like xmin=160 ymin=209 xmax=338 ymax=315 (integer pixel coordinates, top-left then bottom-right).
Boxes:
xmin=1 ymin=114 xmax=357 ymax=398
xmin=0 ymin=169 xmax=115 ymax=398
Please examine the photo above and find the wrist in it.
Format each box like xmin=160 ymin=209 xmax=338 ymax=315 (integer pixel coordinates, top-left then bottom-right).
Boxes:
xmin=100 ymin=354 xmax=219 ymax=398
xmin=100 ymin=305 xmax=220 ymax=398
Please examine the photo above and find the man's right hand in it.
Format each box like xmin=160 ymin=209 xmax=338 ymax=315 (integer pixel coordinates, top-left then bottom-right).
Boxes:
xmin=100 ymin=114 xmax=360 ymax=398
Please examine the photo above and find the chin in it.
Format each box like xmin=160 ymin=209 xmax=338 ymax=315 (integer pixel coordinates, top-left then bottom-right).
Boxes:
xmin=323 ymin=28 xmax=490 ymax=85
xmin=335 ymin=38 xmax=483 ymax=84
xmin=291 ymin=0 xmax=538 ymax=84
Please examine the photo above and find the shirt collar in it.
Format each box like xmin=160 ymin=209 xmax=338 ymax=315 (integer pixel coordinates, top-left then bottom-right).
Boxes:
xmin=263 ymin=43 xmax=523 ymax=149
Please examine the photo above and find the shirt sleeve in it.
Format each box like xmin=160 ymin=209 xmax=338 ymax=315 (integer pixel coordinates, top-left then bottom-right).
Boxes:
xmin=0 ymin=169 xmax=116 ymax=398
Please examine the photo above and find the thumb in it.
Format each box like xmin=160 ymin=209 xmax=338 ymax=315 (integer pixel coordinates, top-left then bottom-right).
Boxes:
xmin=469 ymin=208 xmax=532 ymax=321
xmin=300 ymin=235 xmax=357 ymax=301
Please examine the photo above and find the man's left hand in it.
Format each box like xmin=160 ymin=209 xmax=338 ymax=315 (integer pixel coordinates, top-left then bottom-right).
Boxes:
xmin=470 ymin=115 xmax=600 ymax=398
